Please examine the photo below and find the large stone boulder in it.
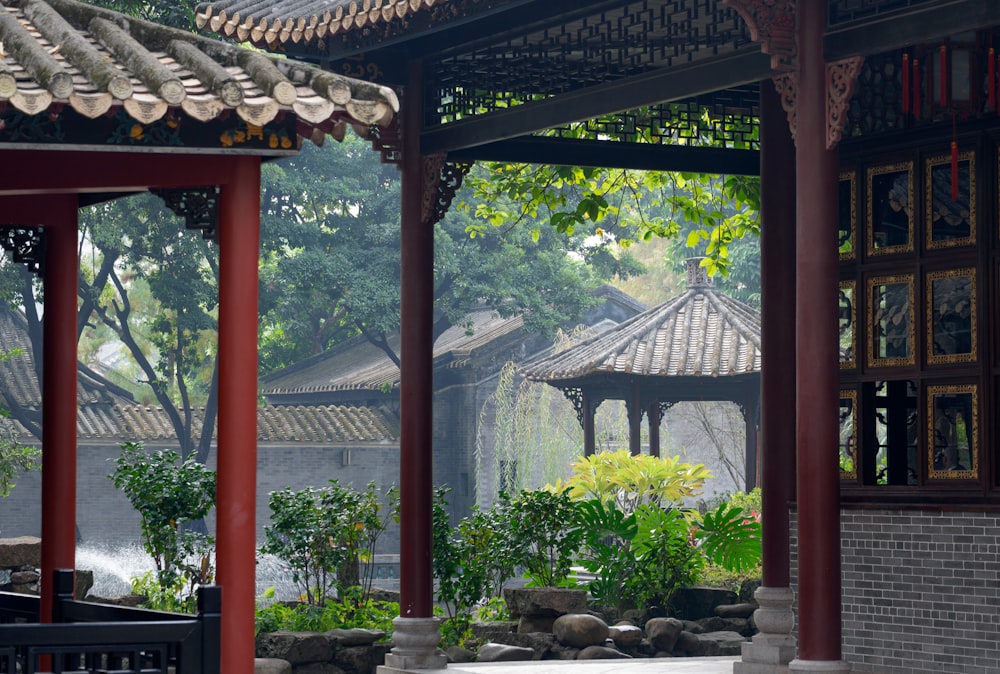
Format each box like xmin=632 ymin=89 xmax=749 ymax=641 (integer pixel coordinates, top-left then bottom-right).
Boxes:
xmin=476 ymin=643 xmax=535 ymax=662
xmin=254 ymin=659 xmax=292 ymax=674
xmin=677 ymin=630 xmax=747 ymax=657
xmin=578 ymin=645 xmax=631 ymax=659
xmin=503 ymin=587 xmax=587 ymax=618
xmin=608 ymin=624 xmax=643 ymax=649
xmin=490 ymin=631 xmax=556 ymax=658
xmin=324 ymin=628 xmax=384 ymax=647
xmin=0 ymin=537 xmax=41 ymax=568
xmin=645 ymin=617 xmax=684 ymax=653
xmin=552 ymin=613 xmax=608 ymax=649
xmin=256 ymin=631 xmax=333 ymax=665
xmin=669 ymin=586 xmax=738 ymax=621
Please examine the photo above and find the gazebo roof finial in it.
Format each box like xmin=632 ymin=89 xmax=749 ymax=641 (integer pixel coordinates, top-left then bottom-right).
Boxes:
xmin=686 ymin=257 xmax=712 ymax=288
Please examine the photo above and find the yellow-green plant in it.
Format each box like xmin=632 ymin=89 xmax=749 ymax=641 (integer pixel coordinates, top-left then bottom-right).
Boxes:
xmin=553 ymin=450 xmax=713 ymax=513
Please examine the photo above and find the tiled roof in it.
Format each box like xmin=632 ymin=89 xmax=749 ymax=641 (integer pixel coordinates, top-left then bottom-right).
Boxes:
xmin=0 ymin=0 xmax=397 ymax=136
xmin=262 ymin=307 xmax=525 ymax=394
xmin=521 ymin=276 xmax=761 ymax=383
xmin=195 ymin=0 xmax=441 ymax=46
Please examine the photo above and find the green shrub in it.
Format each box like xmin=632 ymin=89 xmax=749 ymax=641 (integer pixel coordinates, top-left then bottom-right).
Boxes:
xmin=130 ymin=571 xmax=197 ymax=614
xmin=261 ymin=480 xmax=398 ymax=606
xmin=109 ymin=442 xmax=215 ymax=598
xmin=507 ymin=488 xmax=583 ymax=587
xmin=255 ymin=592 xmax=398 ymax=636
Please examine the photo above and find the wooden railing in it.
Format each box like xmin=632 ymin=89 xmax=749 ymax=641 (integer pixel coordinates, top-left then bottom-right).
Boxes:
xmin=0 ymin=569 xmax=220 ymax=674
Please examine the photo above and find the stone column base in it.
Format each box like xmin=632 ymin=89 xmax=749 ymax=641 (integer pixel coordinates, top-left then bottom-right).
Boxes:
xmin=734 ymin=586 xmax=796 ymax=674
xmin=788 ymin=659 xmax=851 ymax=673
xmin=377 ymin=617 xmax=448 ymax=672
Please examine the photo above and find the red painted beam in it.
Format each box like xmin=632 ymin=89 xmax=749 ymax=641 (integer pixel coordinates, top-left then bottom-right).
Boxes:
xmin=0 ymin=150 xmax=240 ymax=195
xmin=39 ymin=199 xmax=79 ymax=623
xmin=216 ymin=155 xmax=261 ymax=673
xmin=795 ymin=0 xmax=843 ymax=663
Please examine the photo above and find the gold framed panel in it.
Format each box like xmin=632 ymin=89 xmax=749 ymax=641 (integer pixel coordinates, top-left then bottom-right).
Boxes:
xmin=926 ymin=268 xmax=977 ymax=365
xmin=927 ymin=383 xmax=978 ymax=480
xmin=925 ymin=150 xmax=975 ymax=250
xmin=839 ymin=170 xmax=857 ymax=260
xmin=839 ymin=390 xmax=858 ymax=479
xmin=839 ymin=280 xmax=857 ymax=369
xmin=867 ymin=274 xmax=916 ymax=368
xmin=866 ymin=161 xmax=914 ymax=257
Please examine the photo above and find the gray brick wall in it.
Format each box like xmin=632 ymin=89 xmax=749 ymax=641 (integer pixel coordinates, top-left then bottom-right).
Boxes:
xmin=792 ymin=509 xmax=1000 ymax=674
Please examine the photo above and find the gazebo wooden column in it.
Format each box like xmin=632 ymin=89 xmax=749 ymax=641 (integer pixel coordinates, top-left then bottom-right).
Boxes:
xmin=382 ymin=59 xmax=448 ymax=671
xmin=647 ymin=401 xmax=662 ymax=458
xmin=39 ymin=198 xmax=80 ymax=624
xmin=216 ymin=155 xmax=262 ymax=674
xmin=789 ymin=1 xmax=849 ymax=671
xmin=628 ymin=382 xmax=642 ymax=455
xmin=736 ymin=77 xmax=797 ymax=673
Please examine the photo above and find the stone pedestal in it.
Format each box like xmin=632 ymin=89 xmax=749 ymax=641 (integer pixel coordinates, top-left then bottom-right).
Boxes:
xmin=734 ymin=586 xmax=796 ymax=674
xmin=377 ymin=617 xmax=447 ymax=672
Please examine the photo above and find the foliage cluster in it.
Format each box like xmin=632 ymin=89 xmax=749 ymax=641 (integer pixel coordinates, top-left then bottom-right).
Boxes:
xmin=109 ymin=442 xmax=216 ymax=603
xmin=261 ymin=480 xmax=399 ymax=606
xmin=433 ymin=450 xmax=762 ymax=638
xmin=255 ymin=586 xmax=398 ymax=637
xmin=0 ymin=348 xmax=39 ymax=500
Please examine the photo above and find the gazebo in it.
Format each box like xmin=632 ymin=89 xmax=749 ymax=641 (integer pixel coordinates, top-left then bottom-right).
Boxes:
xmin=0 ymin=0 xmax=397 ymax=670
xmin=521 ymin=258 xmax=761 ymax=490
xmin=194 ymin=2 xmax=1000 ymax=673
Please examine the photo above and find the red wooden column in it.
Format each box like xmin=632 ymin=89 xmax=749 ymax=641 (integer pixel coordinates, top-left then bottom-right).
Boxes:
xmin=790 ymin=1 xmax=849 ymax=671
xmin=216 ymin=155 xmax=261 ymax=674
xmin=383 ymin=59 xmax=447 ymax=670
xmin=736 ymin=77 xmax=797 ymax=673
xmin=39 ymin=198 xmax=80 ymax=623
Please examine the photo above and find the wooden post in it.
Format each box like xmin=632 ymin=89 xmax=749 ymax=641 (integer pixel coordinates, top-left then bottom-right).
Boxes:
xmin=216 ymin=155 xmax=261 ymax=674
xmin=790 ymin=1 xmax=848 ymax=670
xmin=39 ymin=201 xmax=79 ymax=625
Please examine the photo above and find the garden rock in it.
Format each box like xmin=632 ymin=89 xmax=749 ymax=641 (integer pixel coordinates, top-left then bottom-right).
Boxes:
xmin=294 ymin=664 xmax=345 ymax=674
xmin=674 ymin=630 xmax=701 ymax=655
xmin=256 ymin=631 xmax=334 ymax=665
xmin=471 ymin=621 xmax=516 ymax=641
xmin=491 ymin=631 xmax=556 ymax=658
xmin=518 ymin=614 xmax=558 ymax=633
xmin=645 ymin=617 xmax=684 ymax=652
xmin=254 ymin=659 xmax=292 ymax=674
xmin=670 ymin=587 xmax=738 ymax=620
xmin=717 ymin=602 xmax=756 ymax=619
xmin=553 ymin=613 xmax=608 ymax=649
xmin=332 ymin=645 xmax=377 ymax=673
xmin=608 ymin=624 xmax=643 ymax=648
xmin=678 ymin=631 xmax=747 ymax=657
xmin=75 ymin=569 xmax=94 ymax=599
xmin=739 ymin=577 xmax=762 ymax=603
xmin=477 ymin=643 xmax=535 ymax=662
xmin=503 ymin=587 xmax=587 ymax=618
xmin=445 ymin=645 xmax=476 ymax=663
xmin=325 ymin=628 xmax=384 ymax=647
xmin=0 ymin=537 xmax=41 ymax=568
xmin=578 ymin=645 xmax=631 ymax=659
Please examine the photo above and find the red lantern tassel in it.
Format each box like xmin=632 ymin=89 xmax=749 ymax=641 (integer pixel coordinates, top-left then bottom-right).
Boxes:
xmin=951 ymin=140 xmax=959 ymax=202
xmin=902 ymin=52 xmax=910 ymax=113
xmin=989 ymin=48 xmax=996 ymax=110
xmin=913 ymin=59 xmax=921 ymax=119
xmin=940 ymin=44 xmax=948 ymax=108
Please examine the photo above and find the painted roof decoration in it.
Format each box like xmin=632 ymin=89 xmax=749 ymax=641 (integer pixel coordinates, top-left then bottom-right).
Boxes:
xmin=195 ymin=0 xmax=441 ymax=46
xmin=521 ymin=260 xmax=761 ymax=383
xmin=0 ymin=0 xmax=398 ymax=144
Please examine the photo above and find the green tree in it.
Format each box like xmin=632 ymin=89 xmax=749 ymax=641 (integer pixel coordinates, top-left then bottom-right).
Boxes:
xmin=0 ymin=349 xmax=39 ymax=498
xmin=258 ymin=135 xmax=644 ymax=373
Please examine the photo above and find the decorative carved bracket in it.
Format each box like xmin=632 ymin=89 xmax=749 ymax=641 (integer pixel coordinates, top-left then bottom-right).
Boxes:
xmin=368 ymin=119 xmax=402 ymax=165
xmin=422 ymin=155 xmax=472 ymax=227
xmin=152 ymin=187 xmax=220 ymax=242
xmin=0 ymin=227 xmax=44 ymax=276
xmin=724 ymin=0 xmax=796 ymax=71
xmin=772 ymin=56 xmax=864 ymax=150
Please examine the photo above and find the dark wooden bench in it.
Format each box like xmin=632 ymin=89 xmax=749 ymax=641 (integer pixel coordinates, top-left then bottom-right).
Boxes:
xmin=0 ymin=569 xmax=220 ymax=674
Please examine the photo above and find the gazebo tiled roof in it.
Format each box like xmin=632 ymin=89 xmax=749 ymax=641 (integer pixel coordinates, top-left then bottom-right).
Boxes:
xmin=521 ymin=261 xmax=761 ymax=385
xmin=0 ymin=0 xmax=397 ymax=142
xmin=195 ymin=0 xmax=441 ymax=46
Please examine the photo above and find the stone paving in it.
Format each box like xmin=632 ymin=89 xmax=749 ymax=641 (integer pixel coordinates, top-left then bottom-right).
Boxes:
xmin=381 ymin=656 xmax=739 ymax=673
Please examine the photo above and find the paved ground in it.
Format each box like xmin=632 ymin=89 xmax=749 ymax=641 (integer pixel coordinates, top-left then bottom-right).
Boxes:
xmin=384 ymin=657 xmax=739 ymax=673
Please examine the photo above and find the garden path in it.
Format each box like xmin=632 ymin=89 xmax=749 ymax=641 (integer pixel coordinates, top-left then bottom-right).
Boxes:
xmin=384 ymin=656 xmax=740 ymax=673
